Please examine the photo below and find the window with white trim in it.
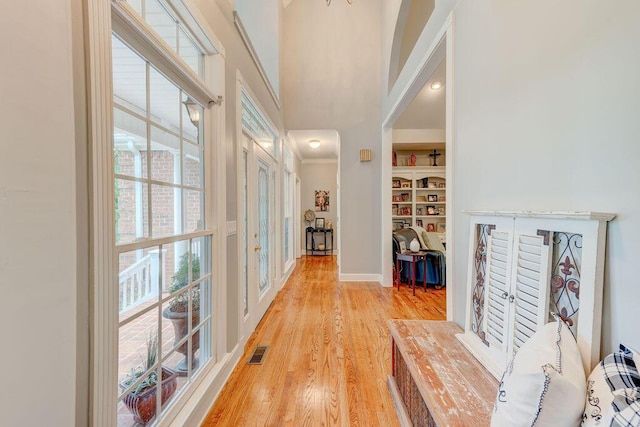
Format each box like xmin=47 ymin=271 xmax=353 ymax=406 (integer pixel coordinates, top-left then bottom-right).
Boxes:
xmin=110 ymin=1 xmax=219 ymax=425
xmin=283 ymin=146 xmax=293 ymax=265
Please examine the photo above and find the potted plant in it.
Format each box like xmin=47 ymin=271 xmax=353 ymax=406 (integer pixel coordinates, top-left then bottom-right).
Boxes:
xmin=120 ymin=333 xmax=178 ymax=425
xmin=162 ymin=252 xmax=200 ymax=374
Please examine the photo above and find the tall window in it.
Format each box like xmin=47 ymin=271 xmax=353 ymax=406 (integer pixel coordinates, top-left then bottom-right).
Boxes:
xmin=110 ymin=1 xmax=218 ymax=425
xmin=283 ymin=146 xmax=294 ymax=266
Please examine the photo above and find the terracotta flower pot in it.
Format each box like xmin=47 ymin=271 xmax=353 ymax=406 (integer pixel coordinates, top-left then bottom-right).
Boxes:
xmin=122 ymin=367 xmax=178 ymax=425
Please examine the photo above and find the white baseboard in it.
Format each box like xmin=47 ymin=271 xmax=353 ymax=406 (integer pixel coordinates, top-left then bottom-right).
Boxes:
xmin=338 ymin=273 xmax=383 ymax=284
xmin=167 ymin=343 xmax=243 ymax=427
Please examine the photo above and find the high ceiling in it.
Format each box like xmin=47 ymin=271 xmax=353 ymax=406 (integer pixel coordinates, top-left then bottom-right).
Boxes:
xmin=394 ymin=58 xmax=445 ymax=130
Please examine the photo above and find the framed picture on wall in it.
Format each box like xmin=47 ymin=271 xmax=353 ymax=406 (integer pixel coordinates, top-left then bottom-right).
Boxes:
xmin=315 ymin=218 xmax=325 ymax=229
xmin=315 ymin=190 xmax=330 ymax=212
xmin=427 ymin=223 xmax=436 ymax=232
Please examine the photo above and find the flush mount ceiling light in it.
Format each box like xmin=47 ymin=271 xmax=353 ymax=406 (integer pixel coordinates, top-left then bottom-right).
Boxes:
xmin=326 ymin=0 xmax=353 ymax=5
xmin=309 ymin=139 xmax=321 ymax=149
xmin=430 ymin=81 xmax=443 ymax=90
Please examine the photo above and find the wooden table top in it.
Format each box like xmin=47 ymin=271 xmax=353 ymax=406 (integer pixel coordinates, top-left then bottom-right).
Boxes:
xmin=388 ymin=320 xmax=498 ymax=426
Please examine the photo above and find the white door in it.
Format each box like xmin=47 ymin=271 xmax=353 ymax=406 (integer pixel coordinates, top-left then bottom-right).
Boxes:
xmin=244 ymin=140 xmax=277 ymax=332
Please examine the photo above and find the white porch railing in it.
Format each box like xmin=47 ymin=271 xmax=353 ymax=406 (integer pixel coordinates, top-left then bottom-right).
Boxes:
xmin=119 ymin=250 xmax=163 ymax=312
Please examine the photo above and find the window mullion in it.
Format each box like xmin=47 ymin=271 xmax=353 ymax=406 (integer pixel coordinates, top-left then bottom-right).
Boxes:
xmin=146 ymin=62 xmax=153 ymax=240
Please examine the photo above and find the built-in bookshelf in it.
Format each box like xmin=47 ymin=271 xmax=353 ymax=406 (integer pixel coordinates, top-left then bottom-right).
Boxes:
xmin=392 ymin=166 xmax=446 ymax=239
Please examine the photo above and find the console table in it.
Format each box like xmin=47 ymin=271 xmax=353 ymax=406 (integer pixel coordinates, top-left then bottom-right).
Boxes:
xmin=305 ymin=227 xmax=333 ymax=255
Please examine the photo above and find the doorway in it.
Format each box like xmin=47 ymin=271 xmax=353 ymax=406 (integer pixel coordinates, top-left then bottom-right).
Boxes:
xmin=382 ymin=20 xmax=455 ymax=320
xmin=241 ymin=135 xmax=278 ymax=334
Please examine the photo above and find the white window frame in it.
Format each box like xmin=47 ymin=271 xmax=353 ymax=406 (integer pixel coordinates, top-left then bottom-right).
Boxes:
xmin=86 ymin=1 xmax=226 ymax=425
xmin=283 ymin=145 xmax=294 ymax=272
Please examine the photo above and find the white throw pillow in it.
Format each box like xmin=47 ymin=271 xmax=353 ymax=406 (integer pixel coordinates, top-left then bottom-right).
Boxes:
xmin=582 ymin=344 xmax=640 ymax=427
xmin=491 ymin=318 xmax=586 ymax=427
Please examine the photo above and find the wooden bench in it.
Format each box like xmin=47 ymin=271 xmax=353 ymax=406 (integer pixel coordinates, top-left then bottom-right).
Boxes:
xmin=387 ymin=320 xmax=498 ymax=426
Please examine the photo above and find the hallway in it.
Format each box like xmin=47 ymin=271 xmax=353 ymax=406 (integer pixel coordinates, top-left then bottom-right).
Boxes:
xmin=202 ymin=256 xmax=446 ymax=426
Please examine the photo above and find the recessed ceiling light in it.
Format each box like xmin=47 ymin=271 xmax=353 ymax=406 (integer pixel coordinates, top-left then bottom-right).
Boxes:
xmin=309 ymin=140 xmax=321 ymax=149
xmin=430 ymin=82 xmax=442 ymax=90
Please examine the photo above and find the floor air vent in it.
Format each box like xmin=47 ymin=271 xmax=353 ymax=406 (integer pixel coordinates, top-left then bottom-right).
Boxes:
xmin=248 ymin=346 xmax=268 ymax=365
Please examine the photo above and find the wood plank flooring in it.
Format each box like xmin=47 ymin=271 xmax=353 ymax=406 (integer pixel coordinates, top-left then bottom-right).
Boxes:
xmin=201 ymin=256 xmax=446 ymax=426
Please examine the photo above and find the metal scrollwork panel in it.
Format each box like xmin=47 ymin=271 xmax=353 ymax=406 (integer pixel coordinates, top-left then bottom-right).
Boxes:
xmin=472 ymin=224 xmax=493 ymax=346
xmin=548 ymin=232 xmax=583 ymax=337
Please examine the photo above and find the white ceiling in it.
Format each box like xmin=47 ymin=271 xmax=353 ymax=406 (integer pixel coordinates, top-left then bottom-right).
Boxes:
xmin=287 ymin=129 xmax=339 ymax=160
xmin=394 ymin=58 xmax=446 ymax=129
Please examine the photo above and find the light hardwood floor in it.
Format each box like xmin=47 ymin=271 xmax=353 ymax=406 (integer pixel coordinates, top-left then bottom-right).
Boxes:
xmin=201 ymin=256 xmax=446 ymax=426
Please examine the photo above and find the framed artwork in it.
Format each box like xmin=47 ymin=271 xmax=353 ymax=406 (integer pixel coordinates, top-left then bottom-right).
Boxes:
xmin=427 ymin=206 xmax=437 ymax=215
xmin=315 ymin=218 xmax=325 ymax=229
xmin=436 ymin=223 xmax=446 ymax=233
xmin=427 ymin=195 xmax=438 ymax=202
xmin=401 ymin=182 xmax=411 ymax=188
xmin=392 ymin=205 xmax=398 ymax=216
xmin=315 ymin=190 xmax=330 ymax=212
xmin=416 ymin=207 xmax=424 ymax=215
xmin=392 ymin=179 xmax=401 ymax=188
xmin=427 ymin=223 xmax=436 ymax=232
xmin=392 ymin=194 xmax=402 ymax=202
xmin=416 ymin=219 xmax=423 ymax=227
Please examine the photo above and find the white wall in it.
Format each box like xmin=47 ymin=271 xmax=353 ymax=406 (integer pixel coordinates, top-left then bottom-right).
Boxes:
xmin=452 ymin=1 xmax=640 ymax=354
xmin=0 ymin=1 xmax=78 ymax=424
xmin=300 ymin=162 xmax=338 ymax=252
xmin=235 ymin=0 xmax=280 ymax=97
xmin=284 ymin=0 xmax=382 ymax=276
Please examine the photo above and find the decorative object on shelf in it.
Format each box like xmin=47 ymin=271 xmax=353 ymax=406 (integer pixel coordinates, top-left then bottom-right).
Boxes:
xmin=428 ymin=182 xmax=437 ymax=188
xmin=417 ymin=195 xmax=427 ymax=202
xmin=392 ymin=205 xmax=398 ymax=216
xmin=409 ymin=237 xmax=420 ymax=252
xmin=427 ymin=223 xmax=436 ymax=232
xmin=304 ymin=209 xmax=315 ymax=227
xmin=392 ymin=179 xmax=401 ymax=188
xmin=409 ymin=152 xmax=417 ymax=167
xmin=429 ymin=149 xmax=441 ymax=166
xmin=436 ymin=223 xmax=446 ymax=233
xmin=440 ymin=194 xmax=446 ymax=202
xmin=315 ymin=218 xmax=325 ymax=229
xmin=416 ymin=207 xmax=424 ymax=215
xmin=427 ymin=206 xmax=437 ymax=215
xmin=392 ymin=194 xmax=402 ymax=202
xmin=392 ymin=151 xmax=397 ymax=167
xmin=315 ymin=190 xmax=329 ymax=212
xmin=326 ymin=219 xmax=332 ymax=229
xmin=438 ymin=182 xmax=446 ymax=188
xmin=416 ymin=219 xmax=423 ymax=227
xmin=401 ymin=182 xmax=411 ymax=188
xmin=400 ymin=193 xmax=410 ymax=202
xmin=428 ymin=195 xmax=438 ymax=202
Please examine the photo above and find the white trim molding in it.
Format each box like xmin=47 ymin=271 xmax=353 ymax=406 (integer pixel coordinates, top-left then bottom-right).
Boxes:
xmin=86 ymin=0 xmax=116 ymax=425
xmin=339 ymin=273 xmax=383 ymax=284
xmin=301 ymin=158 xmax=338 ymax=164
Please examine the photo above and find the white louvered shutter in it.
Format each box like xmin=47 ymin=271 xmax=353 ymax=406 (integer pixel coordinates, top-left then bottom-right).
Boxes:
xmin=508 ymin=233 xmax=552 ymax=356
xmin=483 ymin=230 xmax=513 ymax=363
